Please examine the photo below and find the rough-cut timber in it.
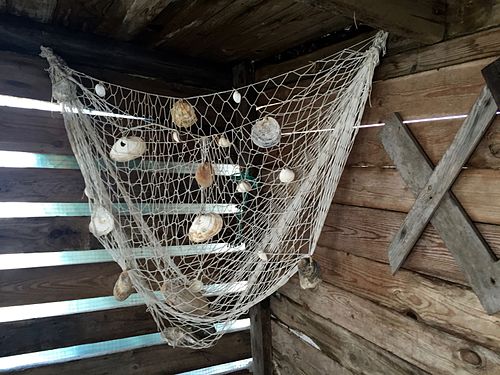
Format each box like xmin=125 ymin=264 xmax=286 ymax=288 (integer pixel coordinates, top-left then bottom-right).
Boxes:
xmin=387 ymin=86 xmax=498 ymax=273
xmin=380 ymin=113 xmax=500 ymax=313
xmin=482 ymin=58 xmax=500 ymax=107
xmin=249 ymin=299 xmax=272 ymax=375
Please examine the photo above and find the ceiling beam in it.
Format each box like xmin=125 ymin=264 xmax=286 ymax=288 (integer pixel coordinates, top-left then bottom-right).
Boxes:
xmin=296 ymin=0 xmax=446 ymax=44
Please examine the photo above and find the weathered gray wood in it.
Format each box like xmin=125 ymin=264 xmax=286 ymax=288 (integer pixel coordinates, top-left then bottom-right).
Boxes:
xmin=386 ymin=86 xmax=498 ymax=274
xmin=380 ymin=112 xmax=500 ymax=313
xmin=482 ymin=58 xmax=500 ymax=108
xmin=249 ymin=299 xmax=272 ymax=375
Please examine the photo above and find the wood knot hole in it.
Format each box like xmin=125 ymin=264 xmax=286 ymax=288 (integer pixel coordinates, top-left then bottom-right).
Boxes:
xmin=458 ymin=349 xmax=482 ymax=367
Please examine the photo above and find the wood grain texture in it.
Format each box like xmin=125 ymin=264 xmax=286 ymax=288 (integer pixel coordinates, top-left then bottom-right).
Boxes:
xmin=0 ymin=305 xmax=155 ymax=357
xmin=280 ymin=277 xmax=500 ymax=374
xmin=317 ymin=249 xmax=500 ymax=352
xmin=0 ymin=216 xmax=100 ymax=254
xmin=482 ymin=58 xmax=500 ymax=107
xmin=272 ymin=321 xmax=354 ymax=375
xmin=317 ymin=204 xmax=500 ymax=285
xmin=249 ymin=299 xmax=272 ymax=375
xmin=447 ymin=0 xmax=500 ymax=37
xmin=10 ymin=331 xmax=251 ymax=375
xmin=271 ymin=293 xmax=426 ymax=375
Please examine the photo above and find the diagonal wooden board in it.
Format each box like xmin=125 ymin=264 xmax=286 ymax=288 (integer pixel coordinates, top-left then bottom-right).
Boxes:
xmin=380 ymin=112 xmax=500 ymax=313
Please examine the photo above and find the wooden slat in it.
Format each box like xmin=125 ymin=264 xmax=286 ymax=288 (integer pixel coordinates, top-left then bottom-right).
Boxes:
xmin=271 ymin=293 xmax=426 ymax=374
xmin=0 ymin=305 xmax=156 ymax=357
xmin=0 ymin=262 xmax=120 ymax=307
xmin=10 ymin=331 xmax=251 ymax=375
xmin=0 ymin=216 xmax=100 ymax=254
xmin=317 ymin=204 xmax=500 ymax=285
xmin=249 ymin=299 xmax=272 ymax=375
xmin=317 ymin=249 xmax=500 ymax=352
xmin=447 ymin=0 xmax=500 ymax=38
xmin=272 ymin=321 xmax=354 ymax=375
xmin=280 ymin=277 xmax=500 ymax=374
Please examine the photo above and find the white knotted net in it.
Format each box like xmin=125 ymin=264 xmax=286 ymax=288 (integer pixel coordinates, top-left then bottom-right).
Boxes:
xmin=41 ymin=31 xmax=386 ymax=348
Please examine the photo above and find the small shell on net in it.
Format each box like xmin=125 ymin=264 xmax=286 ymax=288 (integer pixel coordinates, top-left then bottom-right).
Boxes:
xmin=113 ymin=270 xmax=134 ymax=301
xmin=89 ymin=206 xmax=114 ymax=237
xmin=195 ymin=162 xmax=214 ymax=188
xmin=95 ymin=83 xmax=106 ymax=97
xmin=298 ymin=257 xmax=322 ymax=290
xmin=236 ymin=180 xmax=252 ymax=193
xmin=171 ymin=130 xmax=181 ymax=143
xmin=232 ymin=90 xmax=242 ymax=104
xmin=189 ymin=279 xmax=204 ymax=294
xmin=109 ymin=136 xmax=146 ymax=162
xmin=217 ymin=135 xmax=232 ymax=148
xmin=251 ymin=116 xmax=281 ymax=148
xmin=171 ymin=99 xmax=197 ymax=128
xmin=279 ymin=168 xmax=295 ymax=183
xmin=188 ymin=213 xmax=223 ymax=243
xmin=161 ymin=280 xmax=211 ymax=316
xmin=257 ymin=251 xmax=268 ymax=261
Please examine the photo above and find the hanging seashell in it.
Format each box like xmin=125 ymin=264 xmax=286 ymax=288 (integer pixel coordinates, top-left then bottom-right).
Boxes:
xmin=161 ymin=327 xmax=196 ymax=347
xmin=251 ymin=116 xmax=281 ymax=148
xmin=298 ymin=257 xmax=322 ymax=290
xmin=84 ymin=186 xmax=93 ymax=199
xmin=279 ymin=167 xmax=295 ymax=184
xmin=188 ymin=213 xmax=223 ymax=243
xmin=161 ymin=280 xmax=211 ymax=316
xmin=257 ymin=251 xmax=268 ymax=261
xmin=110 ymin=136 xmax=146 ymax=162
xmin=113 ymin=270 xmax=134 ymax=301
xmin=195 ymin=162 xmax=214 ymax=188
xmin=217 ymin=135 xmax=232 ymax=148
xmin=89 ymin=206 xmax=114 ymax=237
xmin=94 ymin=83 xmax=106 ymax=97
xmin=232 ymin=90 xmax=242 ymax=104
xmin=189 ymin=279 xmax=204 ymax=294
xmin=236 ymin=180 xmax=252 ymax=193
xmin=171 ymin=99 xmax=197 ymax=128
xmin=171 ymin=130 xmax=181 ymax=143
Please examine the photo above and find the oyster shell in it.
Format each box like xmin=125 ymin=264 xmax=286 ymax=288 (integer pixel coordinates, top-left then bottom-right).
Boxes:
xmin=161 ymin=280 xmax=211 ymax=316
xmin=298 ymin=257 xmax=322 ymax=290
xmin=279 ymin=168 xmax=295 ymax=183
xmin=217 ymin=135 xmax=232 ymax=148
xmin=89 ymin=206 xmax=114 ymax=237
xmin=171 ymin=100 xmax=197 ymax=128
xmin=195 ymin=162 xmax=214 ymax=188
xmin=188 ymin=213 xmax=223 ymax=243
xmin=236 ymin=180 xmax=252 ymax=193
xmin=113 ymin=270 xmax=134 ymax=301
xmin=109 ymin=136 xmax=146 ymax=162
xmin=251 ymin=116 xmax=281 ymax=148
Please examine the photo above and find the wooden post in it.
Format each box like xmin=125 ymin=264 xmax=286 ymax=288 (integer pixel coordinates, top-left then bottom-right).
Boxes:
xmin=249 ymin=298 xmax=273 ymax=375
xmin=482 ymin=57 xmax=500 ymax=107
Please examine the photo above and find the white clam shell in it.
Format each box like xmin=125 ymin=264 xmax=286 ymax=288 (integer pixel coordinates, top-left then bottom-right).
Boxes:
xmin=95 ymin=83 xmax=106 ymax=97
xmin=113 ymin=270 xmax=134 ymax=301
xmin=171 ymin=100 xmax=197 ymax=128
xmin=110 ymin=136 xmax=146 ymax=162
xmin=84 ymin=186 xmax=94 ymax=199
xmin=217 ymin=135 xmax=232 ymax=148
xmin=171 ymin=130 xmax=181 ymax=143
xmin=236 ymin=180 xmax=252 ymax=193
xmin=188 ymin=213 xmax=223 ymax=243
xmin=279 ymin=168 xmax=295 ymax=183
xmin=89 ymin=206 xmax=114 ymax=237
xmin=232 ymin=90 xmax=242 ymax=104
xmin=189 ymin=279 xmax=204 ymax=294
xmin=251 ymin=116 xmax=281 ymax=148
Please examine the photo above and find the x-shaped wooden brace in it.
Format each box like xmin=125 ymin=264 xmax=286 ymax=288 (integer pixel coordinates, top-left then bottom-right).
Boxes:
xmin=379 ymin=58 xmax=500 ymax=314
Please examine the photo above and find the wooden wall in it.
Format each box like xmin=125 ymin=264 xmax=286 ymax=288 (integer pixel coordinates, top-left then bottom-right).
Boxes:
xmin=0 ymin=36 xmax=250 ymax=374
xmin=264 ymin=27 xmax=500 ymax=374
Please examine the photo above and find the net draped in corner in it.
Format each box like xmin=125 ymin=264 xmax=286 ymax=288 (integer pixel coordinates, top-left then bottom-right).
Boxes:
xmin=40 ymin=31 xmax=387 ymax=348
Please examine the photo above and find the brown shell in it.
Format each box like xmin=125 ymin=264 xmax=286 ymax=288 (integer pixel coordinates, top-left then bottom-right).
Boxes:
xmin=195 ymin=162 xmax=214 ymax=188
xmin=161 ymin=281 xmax=211 ymax=316
xmin=171 ymin=100 xmax=197 ymax=128
xmin=298 ymin=257 xmax=322 ymax=290
xmin=113 ymin=270 xmax=134 ymax=301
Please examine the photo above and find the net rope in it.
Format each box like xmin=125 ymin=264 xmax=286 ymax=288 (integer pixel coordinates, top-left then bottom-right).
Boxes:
xmin=40 ymin=31 xmax=387 ymax=348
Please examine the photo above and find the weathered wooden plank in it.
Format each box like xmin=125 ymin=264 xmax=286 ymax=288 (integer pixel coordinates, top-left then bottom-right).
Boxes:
xmin=386 ymin=87 xmax=498 ymax=273
xmin=0 ymin=216 xmax=100 ymax=254
xmin=0 ymin=305 xmax=156 ymax=357
xmin=380 ymin=112 xmax=500 ymax=313
xmin=483 ymin=58 xmax=500 ymax=107
xmin=272 ymin=321 xmax=354 ymax=375
xmin=335 ymin=167 xmax=500 ymax=226
xmin=295 ymin=0 xmax=445 ymax=44
xmin=271 ymin=294 xmax=426 ymax=374
xmin=318 ymin=249 xmax=500 ymax=352
xmin=0 ymin=262 xmax=120 ymax=307
xmin=10 ymin=331 xmax=251 ymax=375
xmin=280 ymin=277 xmax=500 ymax=374
xmin=447 ymin=0 xmax=500 ymax=38
xmin=318 ymin=204 xmax=500 ymax=285
xmin=249 ymin=299 xmax=272 ymax=375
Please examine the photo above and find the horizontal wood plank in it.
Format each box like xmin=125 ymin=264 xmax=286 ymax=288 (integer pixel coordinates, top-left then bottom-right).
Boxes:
xmin=279 ymin=277 xmax=500 ymax=374
xmin=11 ymin=331 xmax=251 ymax=375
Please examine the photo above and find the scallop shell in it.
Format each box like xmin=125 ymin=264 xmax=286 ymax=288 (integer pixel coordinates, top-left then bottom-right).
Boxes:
xmin=236 ymin=180 xmax=252 ymax=193
xmin=195 ymin=162 xmax=214 ymax=188
xmin=171 ymin=100 xmax=197 ymax=128
xmin=217 ymin=135 xmax=232 ymax=148
xmin=188 ymin=213 xmax=223 ymax=243
xmin=279 ymin=168 xmax=295 ymax=183
xmin=89 ymin=206 xmax=114 ymax=237
xmin=232 ymin=90 xmax=242 ymax=104
xmin=161 ymin=280 xmax=211 ymax=316
xmin=113 ymin=270 xmax=134 ymax=301
xmin=110 ymin=136 xmax=146 ymax=162
xmin=298 ymin=257 xmax=322 ymax=290
xmin=95 ymin=83 xmax=106 ymax=97
xmin=251 ymin=116 xmax=281 ymax=148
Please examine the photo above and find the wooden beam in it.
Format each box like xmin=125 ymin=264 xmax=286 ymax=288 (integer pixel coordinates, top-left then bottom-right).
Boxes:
xmin=295 ymin=0 xmax=445 ymax=44
xmin=482 ymin=58 xmax=500 ymax=107
xmin=249 ymin=299 xmax=273 ymax=375
xmin=386 ymin=86 xmax=498 ymax=273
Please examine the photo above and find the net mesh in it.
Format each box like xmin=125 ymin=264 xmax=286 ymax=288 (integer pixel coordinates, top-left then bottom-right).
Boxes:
xmin=40 ymin=31 xmax=387 ymax=348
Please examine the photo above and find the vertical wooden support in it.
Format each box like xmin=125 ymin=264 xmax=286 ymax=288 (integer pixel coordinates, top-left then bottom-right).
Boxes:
xmin=249 ymin=298 xmax=273 ymax=375
xmin=482 ymin=58 xmax=500 ymax=107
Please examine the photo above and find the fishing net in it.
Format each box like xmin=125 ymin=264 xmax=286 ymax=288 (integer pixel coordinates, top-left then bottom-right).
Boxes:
xmin=40 ymin=31 xmax=387 ymax=348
